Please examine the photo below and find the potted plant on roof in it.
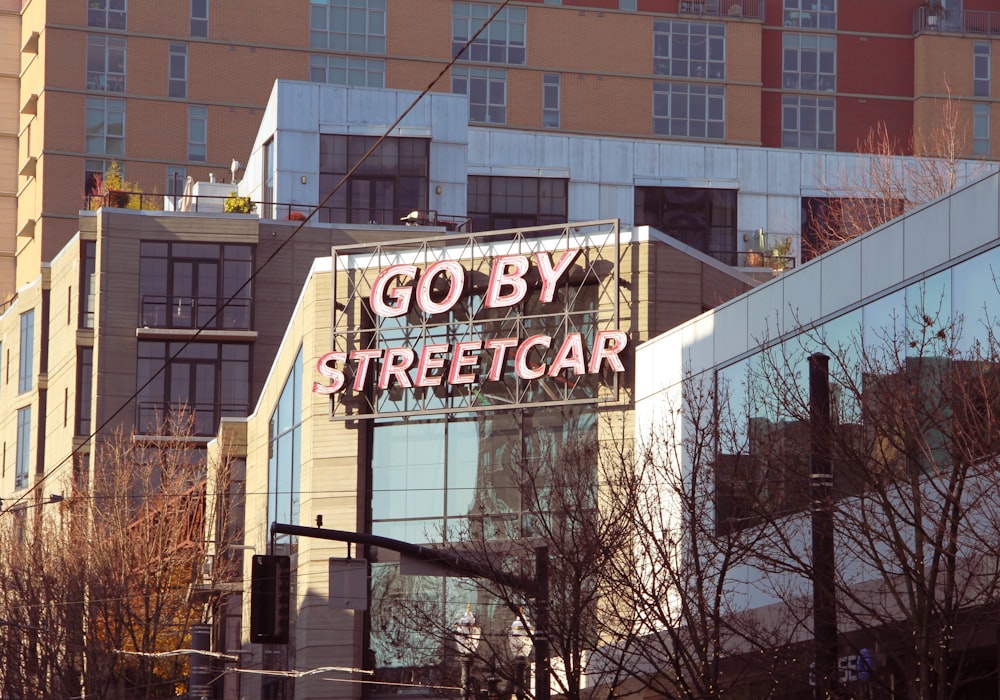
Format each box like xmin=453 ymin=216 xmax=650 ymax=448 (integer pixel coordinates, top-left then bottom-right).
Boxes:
xmin=746 ymin=227 xmax=767 ymax=267
xmin=224 ymin=191 xmax=255 ymax=214
xmin=769 ymin=236 xmax=794 ymax=274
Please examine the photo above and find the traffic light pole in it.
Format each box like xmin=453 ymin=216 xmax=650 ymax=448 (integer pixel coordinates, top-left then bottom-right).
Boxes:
xmin=269 ymin=522 xmax=550 ymax=700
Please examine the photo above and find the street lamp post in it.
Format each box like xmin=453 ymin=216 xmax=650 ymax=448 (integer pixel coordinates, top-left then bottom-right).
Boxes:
xmin=454 ymin=606 xmax=482 ymax=700
xmin=508 ymin=613 xmax=533 ymax=700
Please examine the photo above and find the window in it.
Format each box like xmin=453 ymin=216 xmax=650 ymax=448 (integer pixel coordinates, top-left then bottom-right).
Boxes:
xmin=191 ymin=0 xmax=208 ymax=37
xmin=782 ymin=95 xmax=835 ymax=149
xmin=783 ymin=33 xmax=835 ymax=91
xmin=81 ymin=240 xmax=97 ymax=329
xmin=18 ymin=310 xmax=33 ymax=394
xmin=653 ymin=82 xmax=725 ymax=139
xmin=974 ymin=103 xmax=990 ymax=156
xmin=310 ymin=0 xmax=386 ymax=53
xmin=467 ymin=176 xmax=568 ymax=231
xmin=84 ymin=159 xmax=111 ymax=201
xmin=783 ymin=0 xmax=835 ymax=29
xmin=85 ymin=98 xmax=125 ymax=156
xmin=309 ymin=54 xmax=385 ymax=87
xmin=77 ymin=347 xmax=93 ymax=436
xmin=452 ymin=66 xmax=506 ymax=123
xmin=635 ymin=186 xmax=737 ymax=264
xmin=543 ymin=73 xmax=560 ymax=128
xmin=86 ymin=35 xmax=126 ymax=92
xmin=654 ymin=20 xmax=725 ymax=79
xmin=620 ymin=0 xmax=637 ymax=7
xmin=452 ymin=2 xmax=526 ymax=64
xmin=169 ymin=43 xmax=188 ymax=98
xmin=268 ymin=348 xmax=303 ymax=539
xmin=139 ymin=241 xmax=253 ymax=330
xmin=136 ymin=341 xmax=250 ymax=436
xmin=318 ymin=135 xmax=429 ymax=225
xmin=975 ymin=41 xmax=990 ymax=98
xmin=15 ymin=407 xmax=30 ymax=490
xmin=263 ymin=138 xmax=275 ymax=219
xmin=166 ymin=166 xmax=186 ymax=210
xmin=188 ymin=106 xmax=207 ymax=162
xmin=88 ymin=0 xmax=126 ymax=29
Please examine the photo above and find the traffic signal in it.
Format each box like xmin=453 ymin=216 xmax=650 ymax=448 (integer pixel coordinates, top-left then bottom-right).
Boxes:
xmin=250 ymin=554 xmax=291 ymax=644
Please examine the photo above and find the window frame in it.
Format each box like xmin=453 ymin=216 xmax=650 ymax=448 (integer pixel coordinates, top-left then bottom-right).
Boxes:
xmin=653 ymin=81 xmax=726 ymax=139
xmin=782 ymin=33 xmax=836 ymax=92
xmin=310 ymin=0 xmax=386 ymax=53
xmin=452 ymin=66 xmax=507 ymax=124
xmin=86 ymin=34 xmax=126 ymax=93
xmin=467 ymin=176 xmax=568 ymax=231
xmin=781 ymin=94 xmax=836 ymax=150
xmin=188 ymin=105 xmax=208 ymax=162
xmin=782 ymin=0 xmax=836 ymax=29
xmin=169 ymin=42 xmax=188 ymax=99
xmin=88 ymin=0 xmax=127 ymax=30
xmin=974 ymin=102 xmax=990 ymax=156
xmin=18 ymin=310 xmax=34 ymax=394
xmin=191 ymin=0 xmax=209 ymax=37
xmin=15 ymin=406 xmax=30 ymax=490
xmin=543 ymin=73 xmax=560 ymax=128
xmin=452 ymin=2 xmax=526 ymax=65
xmin=85 ymin=97 xmax=125 ymax=156
xmin=309 ymin=54 xmax=385 ymax=88
xmin=653 ymin=19 xmax=726 ymax=80
xmin=974 ymin=41 xmax=990 ymax=98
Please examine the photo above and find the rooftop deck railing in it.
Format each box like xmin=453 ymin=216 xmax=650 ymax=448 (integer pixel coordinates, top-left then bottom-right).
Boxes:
xmin=913 ymin=6 xmax=1000 ymax=35
xmin=678 ymin=0 xmax=765 ymax=20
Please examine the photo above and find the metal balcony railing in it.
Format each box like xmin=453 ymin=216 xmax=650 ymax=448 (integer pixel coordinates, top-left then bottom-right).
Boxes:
xmin=140 ymin=295 xmax=252 ymax=331
xmin=913 ymin=6 xmax=1000 ymax=35
xmin=679 ymin=0 xmax=765 ymax=20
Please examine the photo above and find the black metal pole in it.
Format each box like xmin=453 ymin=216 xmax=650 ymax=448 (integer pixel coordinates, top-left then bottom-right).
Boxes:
xmin=809 ymin=353 xmax=837 ymax=698
xmin=534 ymin=545 xmax=550 ymax=700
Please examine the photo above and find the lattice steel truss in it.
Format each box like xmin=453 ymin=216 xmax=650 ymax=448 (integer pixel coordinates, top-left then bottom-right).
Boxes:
xmin=324 ymin=219 xmax=625 ymax=420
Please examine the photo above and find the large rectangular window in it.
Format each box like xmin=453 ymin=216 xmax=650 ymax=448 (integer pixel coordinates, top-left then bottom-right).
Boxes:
xmin=318 ymin=135 xmax=429 ymax=225
xmin=782 ymin=95 xmax=835 ymax=149
xmin=452 ymin=66 xmax=506 ymax=124
xmin=974 ymin=103 xmax=990 ymax=156
xmin=86 ymin=35 xmax=126 ymax=92
xmin=310 ymin=0 xmax=386 ymax=53
xmin=635 ymin=186 xmax=737 ymax=264
xmin=653 ymin=19 xmax=725 ymax=79
xmin=15 ymin=407 xmax=30 ymax=490
xmin=139 ymin=241 xmax=253 ymax=330
xmin=169 ymin=43 xmax=188 ymax=98
xmin=191 ymin=0 xmax=208 ymax=37
xmin=783 ymin=0 xmax=835 ymax=29
xmin=81 ymin=240 xmax=97 ymax=329
xmin=452 ymin=2 xmax=526 ymax=64
xmin=88 ymin=0 xmax=126 ymax=29
xmin=543 ymin=73 xmax=560 ymax=128
xmin=268 ymin=348 xmax=303 ymax=540
xmin=467 ymin=176 xmax=568 ymax=231
xmin=653 ymin=82 xmax=725 ymax=139
xmin=783 ymin=33 xmax=836 ymax=91
xmin=188 ymin=105 xmax=207 ymax=162
xmin=76 ymin=347 xmax=94 ymax=436
xmin=136 ymin=341 xmax=250 ymax=436
xmin=975 ymin=41 xmax=990 ymax=98
xmin=309 ymin=54 xmax=385 ymax=88
xmin=18 ymin=310 xmax=34 ymax=394
xmin=85 ymin=98 xmax=125 ymax=156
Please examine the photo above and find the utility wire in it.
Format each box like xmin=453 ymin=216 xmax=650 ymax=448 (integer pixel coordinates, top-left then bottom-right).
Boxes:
xmin=3 ymin=0 xmax=513 ymax=515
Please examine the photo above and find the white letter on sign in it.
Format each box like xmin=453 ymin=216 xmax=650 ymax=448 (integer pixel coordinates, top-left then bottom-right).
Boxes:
xmin=370 ymin=264 xmax=417 ymax=317
xmin=416 ymin=260 xmax=465 ymax=315
xmin=536 ymin=249 xmax=580 ymax=303
xmin=484 ymin=255 xmax=529 ymax=309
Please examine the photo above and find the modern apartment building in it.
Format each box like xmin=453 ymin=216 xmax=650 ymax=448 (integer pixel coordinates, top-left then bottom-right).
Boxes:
xmin=3 ymin=0 xmax=1000 ymax=305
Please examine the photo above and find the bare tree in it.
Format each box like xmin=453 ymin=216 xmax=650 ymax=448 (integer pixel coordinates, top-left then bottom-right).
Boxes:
xmin=0 ymin=410 xmax=240 ymax=700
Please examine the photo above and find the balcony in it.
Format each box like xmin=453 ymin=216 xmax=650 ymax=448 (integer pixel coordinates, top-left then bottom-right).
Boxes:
xmin=913 ymin=6 xmax=1000 ymax=35
xmin=679 ymin=0 xmax=765 ymax=20
xmin=140 ymin=295 xmax=252 ymax=331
